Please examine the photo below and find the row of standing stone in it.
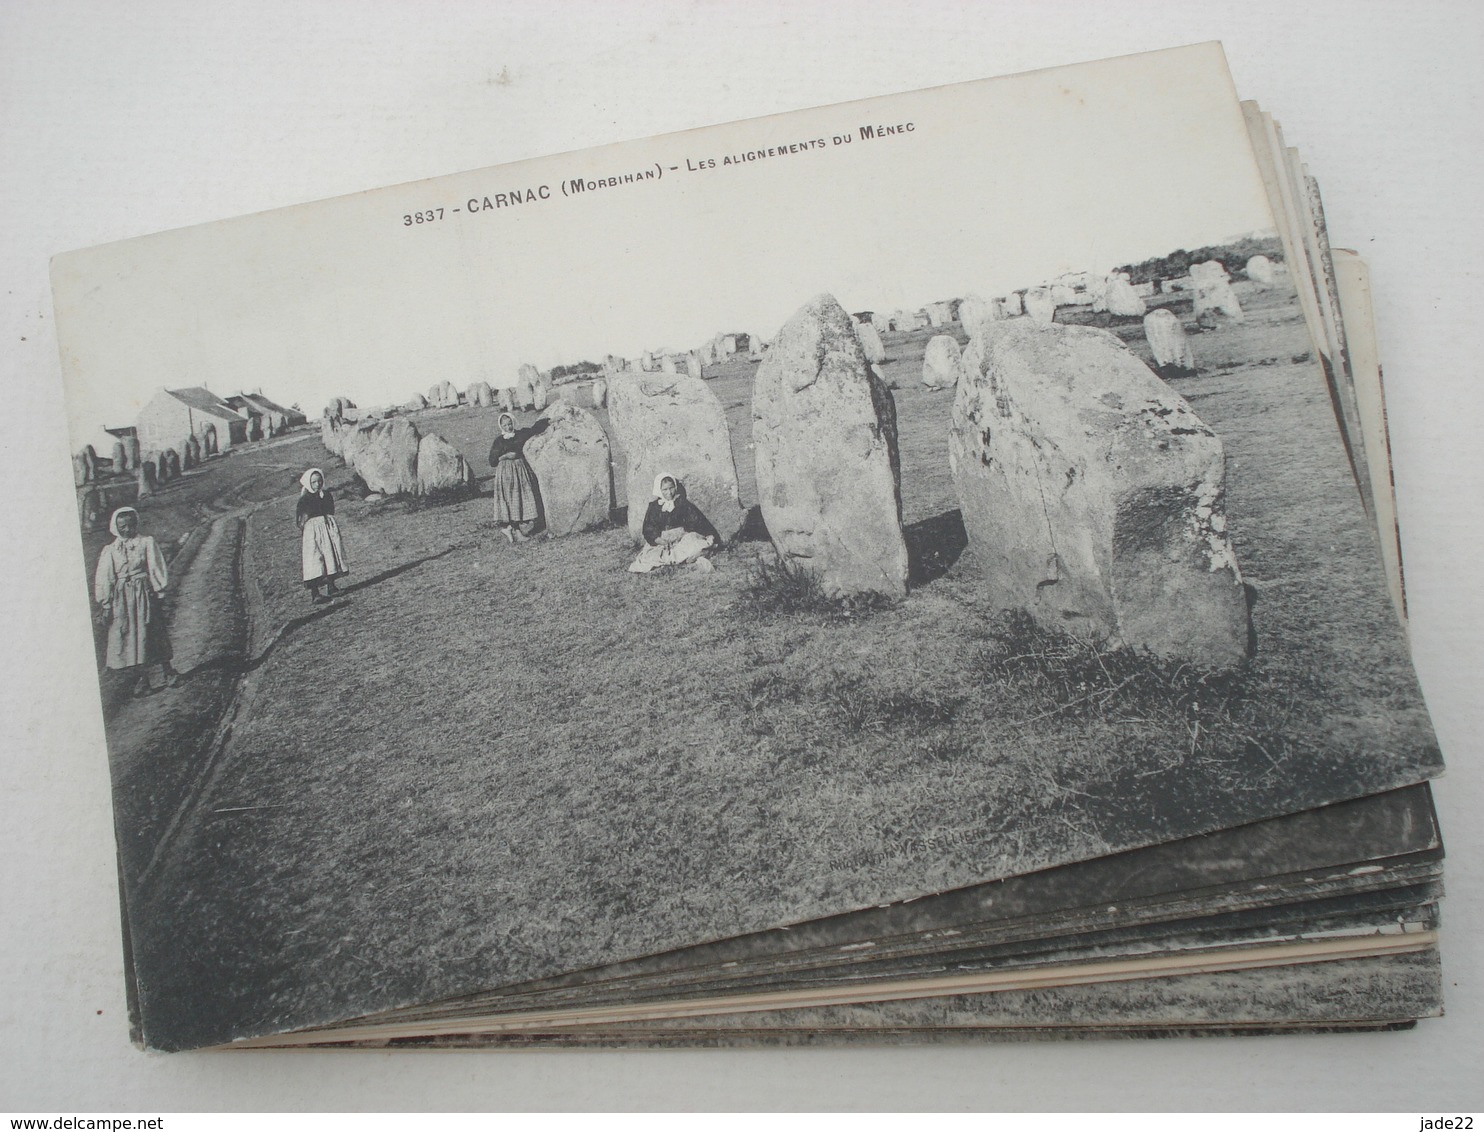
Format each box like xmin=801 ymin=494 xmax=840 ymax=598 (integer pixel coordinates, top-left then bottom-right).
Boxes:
xmin=595 ymin=292 xmax=1248 ymax=670
xmin=349 ymin=366 xmax=613 ymax=422
xmin=313 ymin=289 xmax=1250 ymax=669
xmin=73 ymin=427 xmax=222 ymax=495
xmin=319 ymin=415 xmax=476 ymax=499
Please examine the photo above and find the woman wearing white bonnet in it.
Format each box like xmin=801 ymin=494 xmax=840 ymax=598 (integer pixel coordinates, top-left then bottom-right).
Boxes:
xmin=297 ymin=468 xmax=349 ymax=604
xmin=628 ymin=472 xmax=720 ymax=573
xmin=487 ymin=411 xmax=547 ymax=543
xmin=93 ymin=506 xmax=179 ymax=696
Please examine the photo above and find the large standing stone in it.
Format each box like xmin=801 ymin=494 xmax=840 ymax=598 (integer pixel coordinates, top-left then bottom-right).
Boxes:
xmin=137 ymin=460 xmax=156 ymax=496
xmin=336 ymin=419 xmax=373 ymax=471
xmin=1190 ymin=260 xmax=1245 ymax=322
xmin=855 ymin=320 xmax=886 ymax=364
xmin=416 ymin=433 xmax=475 ymax=496
xmin=76 ymin=445 xmax=97 ymax=483
xmin=660 ymin=354 xmax=677 ymax=375
xmin=1143 ymin=308 xmax=1196 ymax=375
xmin=185 ymin=435 xmax=202 ymax=467
xmin=1103 ymin=272 xmax=1147 ymax=317
xmin=202 ymin=424 xmax=217 ymax=456
xmin=498 ymin=386 xmax=516 ymax=412
xmin=1023 ymin=288 xmax=1056 ymax=323
xmin=753 ymin=294 xmax=908 ymax=600
xmin=524 ymin=400 xmax=613 ymax=537
xmin=606 ymin=370 xmax=745 ymax=544
xmin=162 ymin=448 xmax=181 ymax=480
xmin=999 ymin=292 xmax=1023 ymax=318
xmin=404 ymin=392 xmax=428 ymax=412
xmin=921 ymin=334 xmax=963 ymax=391
xmin=588 ymin=378 xmax=607 ymax=408
xmin=854 ymin=318 xmax=884 ymax=363
xmin=517 ymin=364 xmax=541 ymax=409
xmin=427 ymin=380 xmax=459 ymax=408
xmin=1088 ymin=276 xmax=1109 ymax=313
xmin=72 ymin=454 xmax=89 ymax=487
xmin=948 ymin=319 xmax=1248 ymax=669
xmin=320 ymin=415 xmax=342 ymax=457
xmin=110 ymin=440 xmax=128 ymax=473
xmin=125 ymin=436 xmax=142 ymax=468
xmin=357 ymin=418 xmax=422 ymax=495
xmin=77 ymin=488 xmax=103 ymax=532
xmin=684 ymin=352 xmax=703 ymax=379
xmin=1245 ymin=255 xmax=1275 ymax=285
xmin=466 ymin=381 xmax=495 ymax=407
xmin=957 ymin=294 xmax=993 ymax=340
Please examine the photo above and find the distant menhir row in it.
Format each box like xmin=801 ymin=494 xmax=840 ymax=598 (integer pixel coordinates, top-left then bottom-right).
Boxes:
xmin=319 ymin=282 xmax=1252 ymax=670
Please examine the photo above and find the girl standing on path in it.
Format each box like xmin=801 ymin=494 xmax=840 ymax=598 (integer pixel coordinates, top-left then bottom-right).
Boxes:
xmin=297 ymin=468 xmax=349 ymax=603
xmin=488 ymin=411 xmax=547 ymax=543
xmin=94 ymin=506 xmax=180 ymax=696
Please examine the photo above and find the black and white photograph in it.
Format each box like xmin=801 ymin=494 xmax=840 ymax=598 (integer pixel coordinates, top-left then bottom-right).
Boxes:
xmin=4 ymin=0 xmax=1481 ymax=1113
xmin=46 ymin=43 xmax=1442 ymax=1051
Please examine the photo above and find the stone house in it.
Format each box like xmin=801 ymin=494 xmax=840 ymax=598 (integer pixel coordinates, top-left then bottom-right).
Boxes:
xmin=136 ymin=386 xmax=249 ymax=454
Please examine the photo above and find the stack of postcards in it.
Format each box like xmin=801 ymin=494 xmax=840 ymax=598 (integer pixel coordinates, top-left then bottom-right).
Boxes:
xmin=51 ymin=43 xmax=1444 ymax=1051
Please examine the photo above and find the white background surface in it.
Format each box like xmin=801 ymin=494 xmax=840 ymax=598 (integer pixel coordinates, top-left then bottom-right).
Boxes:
xmin=2 ymin=0 xmax=1479 ymax=1112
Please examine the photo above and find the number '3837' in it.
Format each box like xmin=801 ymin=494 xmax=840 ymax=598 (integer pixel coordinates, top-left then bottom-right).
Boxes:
xmin=403 ymin=209 xmax=444 ymax=225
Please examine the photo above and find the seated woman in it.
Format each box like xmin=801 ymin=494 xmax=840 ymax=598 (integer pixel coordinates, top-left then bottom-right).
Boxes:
xmin=628 ymin=472 xmax=720 ymax=573
xmin=93 ymin=506 xmax=180 ymax=697
xmin=488 ymin=411 xmax=548 ymax=543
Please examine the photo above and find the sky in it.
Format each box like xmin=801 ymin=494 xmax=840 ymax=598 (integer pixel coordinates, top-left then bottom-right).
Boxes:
xmin=51 ymin=42 xmax=1275 ymax=449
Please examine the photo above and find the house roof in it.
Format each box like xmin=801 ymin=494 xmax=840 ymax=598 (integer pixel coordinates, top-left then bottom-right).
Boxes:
xmin=248 ymin=392 xmax=296 ymax=417
xmin=166 ymin=386 xmax=247 ymax=422
xmin=229 ymin=392 xmax=297 ymax=418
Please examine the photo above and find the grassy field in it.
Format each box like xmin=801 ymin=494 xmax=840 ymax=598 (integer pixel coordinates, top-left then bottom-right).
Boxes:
xmin=119 ymin=285 xmax=1439 ymax=1049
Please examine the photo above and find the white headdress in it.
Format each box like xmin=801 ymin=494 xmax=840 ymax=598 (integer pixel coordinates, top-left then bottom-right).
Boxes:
xmin=108 ymin=506 xmax=140 ymax=538
xmin=653 ymin=472 xmax=680 ymax=512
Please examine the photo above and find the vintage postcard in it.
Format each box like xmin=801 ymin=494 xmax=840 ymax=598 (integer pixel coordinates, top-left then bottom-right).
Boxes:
xmin=50 ymin=43 xmax=1440 ymax=1049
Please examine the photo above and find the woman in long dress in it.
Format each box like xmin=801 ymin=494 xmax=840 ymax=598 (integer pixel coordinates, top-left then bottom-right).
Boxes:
xmin=628 ymin=472 xmax=720 ymax=573
xmin=488 ymin=411 xmax=546 ymax=543
xmin=297 ymin=468 xmax=349 ymax=603
xmin=93 ymin=506 xmax=179 ymax=696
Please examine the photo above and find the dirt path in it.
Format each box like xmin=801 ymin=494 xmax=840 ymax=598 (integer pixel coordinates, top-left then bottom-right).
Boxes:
xmin=102 ymin=439 xmax=318 ymax=887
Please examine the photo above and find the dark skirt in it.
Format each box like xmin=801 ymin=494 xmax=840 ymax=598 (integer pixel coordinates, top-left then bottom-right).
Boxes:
xmin=492 ymin=455 xmax=539 ymax=524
